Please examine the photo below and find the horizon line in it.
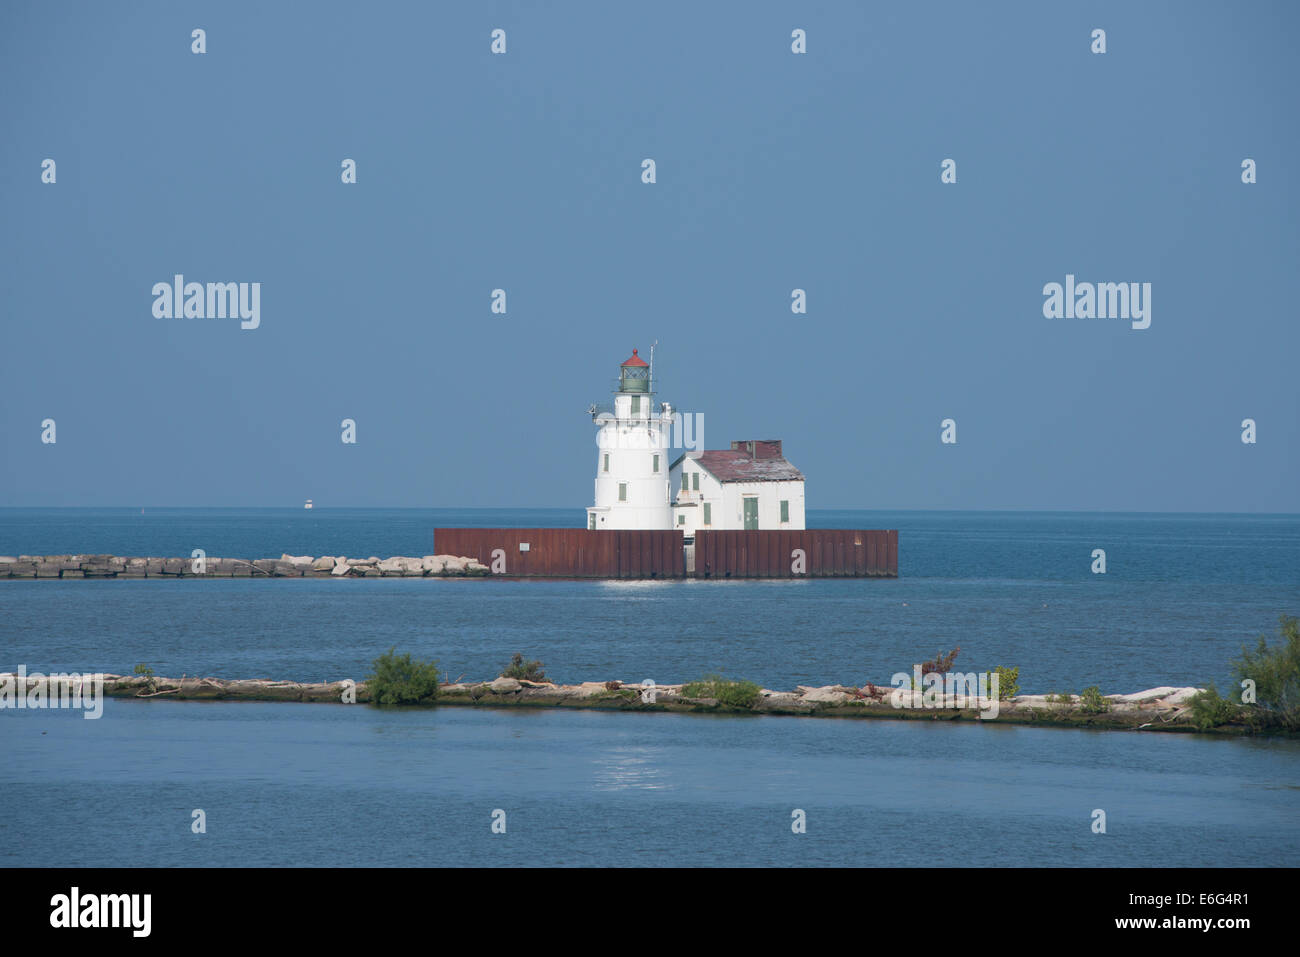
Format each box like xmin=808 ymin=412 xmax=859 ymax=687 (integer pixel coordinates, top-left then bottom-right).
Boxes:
xmin=1 ymin=505 xmax=1297 ymax=517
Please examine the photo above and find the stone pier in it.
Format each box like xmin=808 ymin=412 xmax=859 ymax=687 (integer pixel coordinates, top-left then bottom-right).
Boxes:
xmin=0 ymin=554 xmax=490 ymax=579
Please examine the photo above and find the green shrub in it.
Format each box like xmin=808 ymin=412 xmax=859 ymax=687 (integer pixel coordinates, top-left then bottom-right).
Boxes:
xmin=1233 ymin=615 xmax=1300 ymax=729
xmin=680 ymin=673 xmax=762 ymax=709
xmin=501 ymin=653 xmax=548 ymax=683
xmin=133 ymin=663 xmax=156 ymax=693
xmin=365 ymin=647 xmax=440 ymax=706
xmin=1188 ymin=682 xmax=1241 ymax=731
xmin=1047 ymin=692 xmax=1073 ymax=705
xmin=984 ymin=666 xmax=1019 ymax=700
xmin=1079 ymin=686 xmax=1110 ymax=714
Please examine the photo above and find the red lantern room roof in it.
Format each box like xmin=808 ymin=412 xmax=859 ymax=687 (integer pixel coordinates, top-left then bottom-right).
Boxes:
xmin=621 ymin=348 xmax=649 ymax=368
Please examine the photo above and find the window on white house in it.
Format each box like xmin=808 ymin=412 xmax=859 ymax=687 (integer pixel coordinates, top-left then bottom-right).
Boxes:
xmin=653 ymin=454 xmax=659 ymax=472
xmin=781 ymin=500 xmax=789 ymax=522
xmin=618 ymin=483 xmax=627 ymax=502
xmin=703 ymin=503 xmax=711 ymax=525
xmin=678 ymin=515 xmax=685 ymax=525
xmin=603 ymin=453 xmax=609 ymax=472
xmin=631 ymin=395 xmax=641 ymax=415
xmin=692 ymin=473 xmax=699 ymax=491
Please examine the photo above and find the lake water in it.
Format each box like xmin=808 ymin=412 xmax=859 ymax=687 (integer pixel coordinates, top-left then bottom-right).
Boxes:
xmin=1 ymin=508 xmax=1298 ymax=866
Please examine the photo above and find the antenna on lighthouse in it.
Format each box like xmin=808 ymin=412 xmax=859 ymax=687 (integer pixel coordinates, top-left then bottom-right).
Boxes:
xmin=649 ymin=340 xmax=658 ymax=392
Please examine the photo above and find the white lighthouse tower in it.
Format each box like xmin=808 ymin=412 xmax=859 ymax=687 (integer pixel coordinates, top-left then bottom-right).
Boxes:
xmin=586 ymin=348 xmax=673 ymax=530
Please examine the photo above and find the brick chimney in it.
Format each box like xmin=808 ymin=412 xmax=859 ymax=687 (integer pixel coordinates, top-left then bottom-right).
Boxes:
xmin=730 ymin=440 xmax=783 ymax=459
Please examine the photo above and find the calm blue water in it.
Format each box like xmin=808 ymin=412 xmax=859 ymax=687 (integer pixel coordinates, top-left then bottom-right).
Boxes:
xmin=3 ymin=701 xmax=1297 ymax=867
xmin=1 ymin=508 xmax=1298 ymax=866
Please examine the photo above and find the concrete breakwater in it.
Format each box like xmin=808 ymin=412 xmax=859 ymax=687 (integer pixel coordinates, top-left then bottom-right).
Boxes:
xmin=0 ymin=554 xmax=489 ymax=579
xmin=1 ymin=670 xmax=1218 ymax=733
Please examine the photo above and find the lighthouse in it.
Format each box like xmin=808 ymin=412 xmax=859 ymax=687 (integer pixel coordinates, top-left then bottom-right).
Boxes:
xmin=586 ymin=348 xmax=673 ymax=530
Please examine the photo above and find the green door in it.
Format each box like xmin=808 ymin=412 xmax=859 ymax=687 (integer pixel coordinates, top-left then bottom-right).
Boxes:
xmin=743 ymin=498 xmax=759 ymax=530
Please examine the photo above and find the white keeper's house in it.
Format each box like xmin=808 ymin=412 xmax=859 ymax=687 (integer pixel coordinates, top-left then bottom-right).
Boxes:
xmin=670 ymin=440 xmax=805 ymax=536
xmin=586 ymin=347 xmax=805 ymax=535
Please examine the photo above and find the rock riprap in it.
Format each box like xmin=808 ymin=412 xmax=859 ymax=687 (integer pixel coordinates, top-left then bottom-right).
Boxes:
xmin=0 ymin=671 xmax=1220 ymax=732
xmin=0 ymin=554 xmax=490 ymax=579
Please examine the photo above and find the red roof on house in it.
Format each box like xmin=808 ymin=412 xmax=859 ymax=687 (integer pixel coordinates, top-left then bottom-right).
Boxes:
xmin=621 ymin=349 xmax=649 ymax=367
xmin=674 ymin=443 xmax=804 ymax=483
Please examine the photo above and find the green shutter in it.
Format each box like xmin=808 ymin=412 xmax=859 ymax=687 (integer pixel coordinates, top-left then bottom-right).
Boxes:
xmin=603 ymin=453 xmax=609 ymax=472
xmin=703 ymin=503 xmax=711 ymax=525
xmin=619 ymin=483 xmax=627 ymax=501
xmin=653 ymin=454 xmax=659 ymax=472
xmin=781 ymin=500 xmax=789 ymax=522
xmin=692 ymin=473 xmax=699 ymax=491
xmin=631 ymin=395 xmax=640 ymax=415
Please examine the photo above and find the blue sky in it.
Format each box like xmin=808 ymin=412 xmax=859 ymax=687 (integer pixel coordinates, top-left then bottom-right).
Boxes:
xmin=1 ymin=1 xmax=1296 ymax=510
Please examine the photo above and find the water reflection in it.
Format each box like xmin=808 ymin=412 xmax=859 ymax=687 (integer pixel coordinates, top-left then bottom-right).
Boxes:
xmin=592 ymin=746 xmax=674 ymax=792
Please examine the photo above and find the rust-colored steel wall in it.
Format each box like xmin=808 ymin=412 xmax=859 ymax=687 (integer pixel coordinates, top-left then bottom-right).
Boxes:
xmin=433 ymin=529 xmax=685 ymax=579
xmin=693 ymin=530 xmax=897 ymax=579
xmin=433 ymin=528 xmax=894 ymax=579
